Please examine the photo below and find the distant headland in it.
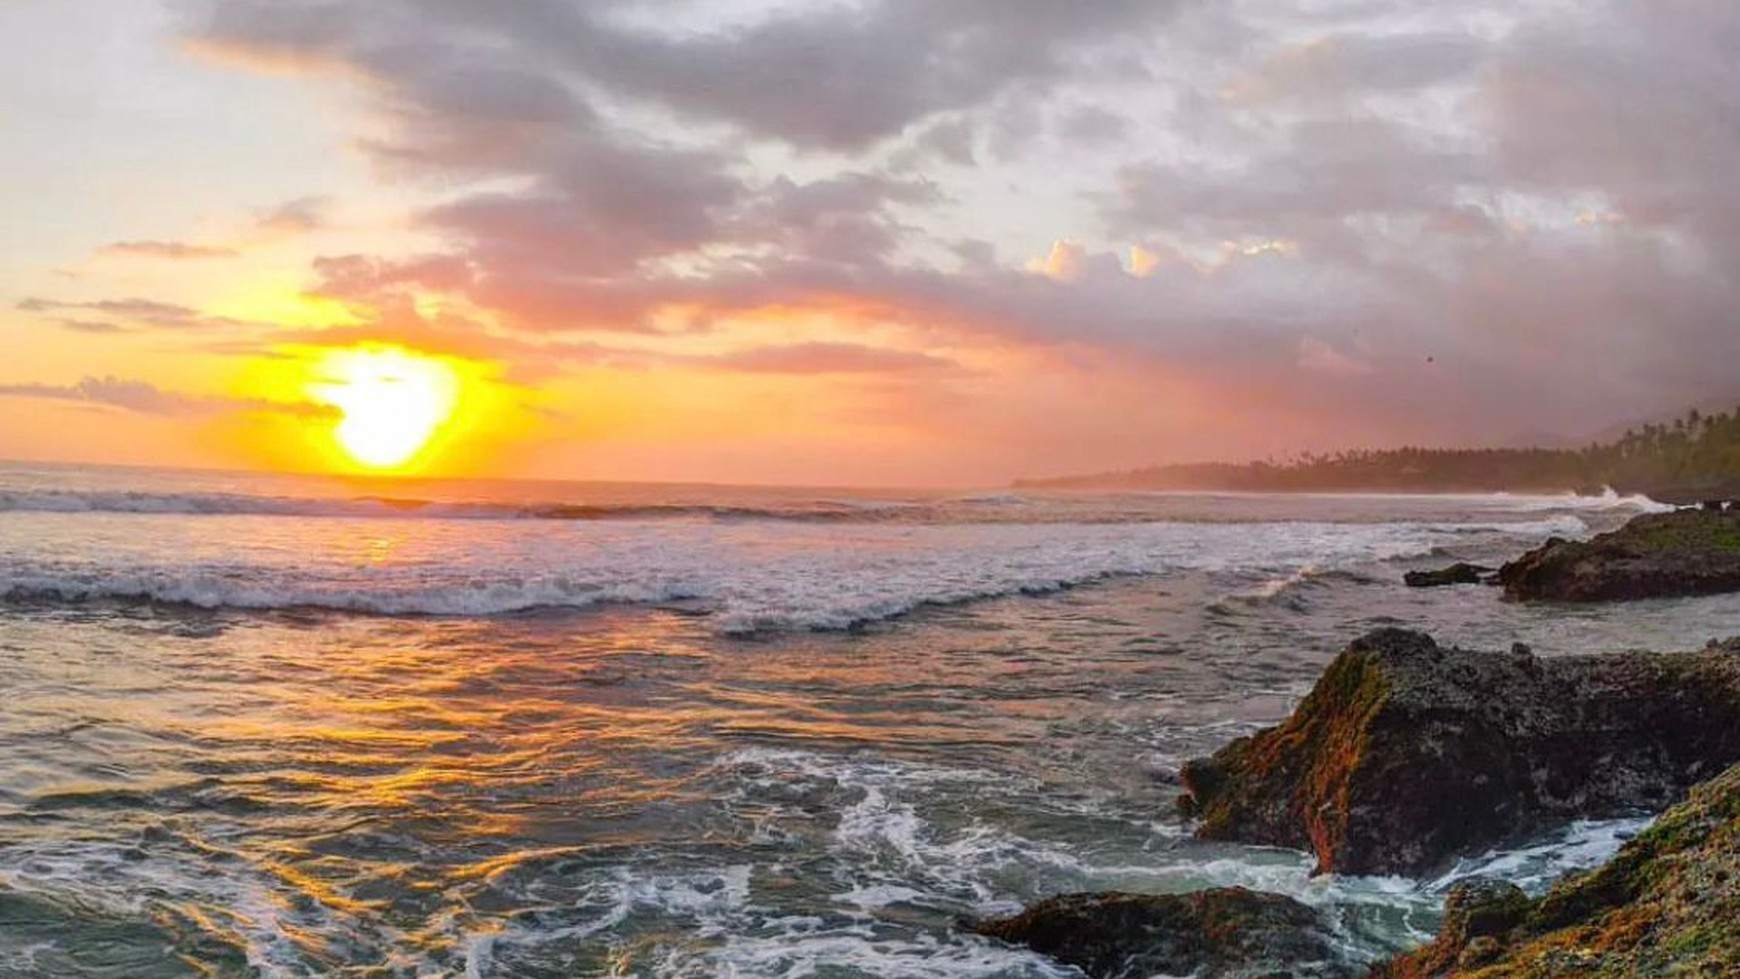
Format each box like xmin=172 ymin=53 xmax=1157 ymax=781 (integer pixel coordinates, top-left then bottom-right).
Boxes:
xmin=1017 ymin=407 xmax=1740 ymax=505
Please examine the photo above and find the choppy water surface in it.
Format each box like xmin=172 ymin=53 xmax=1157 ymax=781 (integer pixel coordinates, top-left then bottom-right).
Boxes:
xmin=2 ymin=463 xmax=1736 ymax=977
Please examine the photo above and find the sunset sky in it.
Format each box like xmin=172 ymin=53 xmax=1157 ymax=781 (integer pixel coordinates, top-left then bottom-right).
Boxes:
xmin=4 ymin=0 xmax=1738 ymax=486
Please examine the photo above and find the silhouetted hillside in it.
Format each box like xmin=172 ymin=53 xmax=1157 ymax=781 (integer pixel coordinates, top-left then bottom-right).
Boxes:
xmin=1018 ymin=408 xmax=1740 ymax=502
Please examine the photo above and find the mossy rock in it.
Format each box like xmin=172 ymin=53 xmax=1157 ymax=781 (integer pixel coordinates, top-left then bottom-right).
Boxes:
xmin=1376 ymin=760 xmax=1740 ymax=977
xmin=1499 ymin=510 xmax=1740 ymax=602
xmin=1180 ymin=629 xmax=1740 ymax=876
xmin=968 ymin=887 xmax=1351 ymax=978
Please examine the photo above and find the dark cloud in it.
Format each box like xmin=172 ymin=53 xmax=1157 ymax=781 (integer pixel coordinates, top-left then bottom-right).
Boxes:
xmin=199 ymin=0 xmax=1181 ymax=152
xmin=1225 ymin=30 xmax=1489 ymax=106
xmin=184 ymin=0 xmax=1740 ymax=453
xmin=1056 ymin=106 xmax=1131 ymax=144
xmin=420 ymin=144 xmax=740 ymax=280
xmin=1106 ymin=115 xmax=1487 ymax=240
xmin=906 ymin=117 xmax=978 ymax=167
xmin=1485 ymin=0 xmax=1740 ymax=248
xmin=564 ymin=0 xmax=1174 ymax=151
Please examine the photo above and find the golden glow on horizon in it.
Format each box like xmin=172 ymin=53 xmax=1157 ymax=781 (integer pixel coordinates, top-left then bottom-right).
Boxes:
xmin=308 ymin=348 xmax=459 ymax=469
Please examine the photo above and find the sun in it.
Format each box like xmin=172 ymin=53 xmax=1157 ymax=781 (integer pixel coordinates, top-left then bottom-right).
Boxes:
xmin=308 ymin=348 xmax=460 ymax=470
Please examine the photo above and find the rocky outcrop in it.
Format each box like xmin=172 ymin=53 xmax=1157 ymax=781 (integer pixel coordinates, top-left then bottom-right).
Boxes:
xmin=1373 ymin=879 xmax=1530 ymax=977
xmin=1498 ymin=509 xmax=1740 ymax=602
xmin=1403 ymin=564 xmax=1493 ymax=588
xmin=1178 ymin=629 xmax=1740 ymax=877
xmin=1376 ymin=760 xmax=1740 ymax=977
xmin=967 ymin=887 xmax=1349 ymax=979
xmin=1633 ymin=485 xmax=1740 ymax=509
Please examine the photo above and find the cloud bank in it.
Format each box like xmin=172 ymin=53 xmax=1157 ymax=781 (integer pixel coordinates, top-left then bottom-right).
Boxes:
xmin=133 ymin=0 xmax=1740 ymax=470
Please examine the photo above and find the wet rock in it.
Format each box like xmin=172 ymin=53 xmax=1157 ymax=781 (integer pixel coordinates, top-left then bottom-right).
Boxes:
xmin=967 ymin=887 xmax=1350 ymax=979
xmin=1497 ymin=509 xmax=1740 ymax=602
xmin=1178 ymin=628 xmax=1740 ymax=876
xmin=1376 ymin=760 xmax=1740 ymax=976
xmin=1403 ymin=563 xmax=1493 ymax=588
xmin=1636 ymin=484 xmax=1740 ymax=509
xmin=1381 ymin=878 xmax=1529 ymax=976
xmin=1442 ymin=879 xmax=1530 ymax=939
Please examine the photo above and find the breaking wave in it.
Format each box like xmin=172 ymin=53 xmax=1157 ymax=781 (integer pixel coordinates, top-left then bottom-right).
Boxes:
xmin=0 ymin=488 xmax=913 ymax=523
xmin=0 ymin=513 xmax=1588 ymax=632
xmin=0 ymin=485 xmax=1668 ymax=526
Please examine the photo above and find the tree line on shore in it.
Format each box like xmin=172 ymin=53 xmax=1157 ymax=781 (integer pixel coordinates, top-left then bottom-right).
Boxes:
xmin=1018 ymin=407 xmax=1740 ymax=500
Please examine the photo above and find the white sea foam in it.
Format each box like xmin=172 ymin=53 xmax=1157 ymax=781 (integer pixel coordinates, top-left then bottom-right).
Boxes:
xmin=1429 ymin=816 xmax=1654 ymax=893
xmin=1504 ymin=487 xmax=1675 ymax=514
xmin=616 ymin=748 xmax=1648 ymax=974
xmin=0 ymin=484 xmax=1666 ymax=523
xmin=0 ymin=488 xmax=914 ymax=522
xmin=0 ymin=743 xmax=1650 ymax=977
xmin=647 ymin=927 xmax=1084 ymax=979
xmin=0 ymin=837 xmax=351 ymax=978
xmin=0 ymin=510 xmax=1592 ymax=631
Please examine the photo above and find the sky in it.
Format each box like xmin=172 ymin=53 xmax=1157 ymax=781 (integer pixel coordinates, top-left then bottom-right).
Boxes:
xmin=3 ymin=0 xmax=1738 ymax=487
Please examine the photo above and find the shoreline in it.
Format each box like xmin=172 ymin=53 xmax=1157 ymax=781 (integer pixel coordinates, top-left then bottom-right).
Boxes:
xmin=975 ymin=627 xmax=1740 ymax=976
xmin=971 ymin=502 xmax=1740 ymax=976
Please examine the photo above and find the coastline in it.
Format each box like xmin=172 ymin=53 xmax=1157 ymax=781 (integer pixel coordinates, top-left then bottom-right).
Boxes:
xmin=6 ymin=473 xmax=1736 ymax=974
xmin=973 ymin=508 xmax=1740 ymax=977
xmin=977 ymin=627 xmax=1740 ymax=977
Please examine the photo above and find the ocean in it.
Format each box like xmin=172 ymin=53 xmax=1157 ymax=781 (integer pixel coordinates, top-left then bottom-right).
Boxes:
xmin=2 ymin=462 xmax=1737 ymax=978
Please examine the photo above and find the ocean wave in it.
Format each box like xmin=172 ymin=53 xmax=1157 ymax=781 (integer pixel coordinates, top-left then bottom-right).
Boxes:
xmin=1419 ymin=514 xmax=1588 ymax=538
xmin=684 ymin=748 xmax=1644 ymax=971
xmin=0 ymin=485 xmax=1661 ymax=526
xmin=0 ymin=488 xmax=910 ymax=523
xmin=0 ymin=566 xmax=1150 ymax=632
xmin=0 ymin=571 xmax=709 ymax=619
xmin=1235 ymin=566 xmax=1380 ymax=603
xmin=1493 ymin=487 xmax=1675 ymax=515
xmin=0 ymin=510 xmax=1588 ymax=632
xmin=0 ymin=836 xmax=359 ymax=978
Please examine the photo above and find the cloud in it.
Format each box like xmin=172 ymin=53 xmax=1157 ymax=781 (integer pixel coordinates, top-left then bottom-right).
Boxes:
xmin=197 ymin=0 xmax=1184 ymax=152
xmin=700 ymin=342 xmax=956 ymax=375
xmin=1056 ymin=106 xmax=1131 ymax=144
xmin=309 ymin=253 xmax=474 ymax=301
xmin=17 ymin=297 xmax=262 ymax=332
xmin=1223 ymin=31 xmax=1489 ymax=107
xmin=177 ymin=0 xmax=1740 ymax=463
xmin=254 ymin=196 xmax=329 ymax=236
xmin=185 ymin=0 xmax=1158 ymax=333
xmin=90 ymin=197 xmax=328 ymax=267
xmin=55 ymin=319 xmax=129 ymax=335
xmin=0 ymin=376 xmax=335 ymax=418
xmin=19 ymin=296 xmax=200 ymax=322
xmin=99 ymin=240 xmax=238 ymax=260
xmin=1297 ymin=337 xmax=1374 ymax=377
xmin=0 ymin=377 xmax=202 ymax=414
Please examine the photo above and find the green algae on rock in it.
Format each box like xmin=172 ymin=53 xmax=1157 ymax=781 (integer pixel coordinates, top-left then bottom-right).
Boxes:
xmin=1376 ymin=759 xmax=1740 ymax=977
xmin=1498 ymin=508 xmax=1740 ymax=602
xmin=967 ymin=886 xmax=1350 ymax=979
xmin=1179 ymin=629 xmax=1740 ymax=877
